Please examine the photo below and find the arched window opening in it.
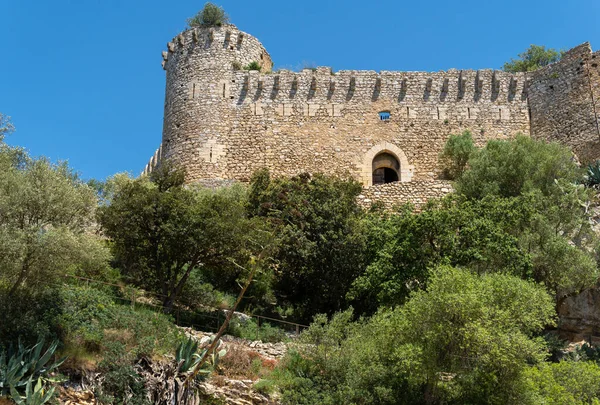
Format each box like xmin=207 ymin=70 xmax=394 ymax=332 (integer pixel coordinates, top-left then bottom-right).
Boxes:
xmin=372 ymin=152 xmax=400 ymax=185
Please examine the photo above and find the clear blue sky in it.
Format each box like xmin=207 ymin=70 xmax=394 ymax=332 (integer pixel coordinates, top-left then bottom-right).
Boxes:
xmin=1 ymin=0 xmax=599 ymax=181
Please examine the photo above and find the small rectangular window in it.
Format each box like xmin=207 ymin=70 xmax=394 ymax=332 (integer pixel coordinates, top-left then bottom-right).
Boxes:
xmin=379 ymin=111 xmax=391 ymax=121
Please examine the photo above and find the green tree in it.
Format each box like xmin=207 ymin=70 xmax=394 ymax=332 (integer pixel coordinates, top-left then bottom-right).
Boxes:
xmin=187 ymin=3 xmax=230 ymax=28
xmin=523 ymin=361 xmax=600 ymax=404
xmin=97 ymin=163 xmax=268 ymax=311
xmin=275 ymin=267 xmax=556 ymax=405
xmin=456 ymin=135 xmax=581 ymax=199
xmin=439 ymin=130 xmax=477 ymax=180
xmin=248 ymin=170 xmax=367 ymax=321
xmin=503 ymin=44 xmax=562 ymax=73
xmin=0 ymin=141 xmax=107 ymax=296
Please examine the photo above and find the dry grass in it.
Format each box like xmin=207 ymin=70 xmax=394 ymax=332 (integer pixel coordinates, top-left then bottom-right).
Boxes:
xmin=217 ymin=344 xmax=278 ymax=381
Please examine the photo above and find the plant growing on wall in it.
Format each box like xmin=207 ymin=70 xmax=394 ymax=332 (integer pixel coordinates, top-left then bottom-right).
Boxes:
xmin=243 ymin=61 xmax=261 ymax=71
xmin=187 ymin=3 xmax=230 ymax=28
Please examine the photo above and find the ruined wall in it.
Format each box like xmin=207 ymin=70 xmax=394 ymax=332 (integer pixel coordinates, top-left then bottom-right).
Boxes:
xmin=156 ymin=25 xmax=530 ymax=188
xmin=528 ymin=43 xmax=600 ymax=163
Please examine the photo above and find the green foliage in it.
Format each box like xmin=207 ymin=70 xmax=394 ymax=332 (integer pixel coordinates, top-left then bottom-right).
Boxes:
xmin=586 ymin=160 xmax=600 ymax=188
xmin=248 ymin=170 xmax=367 ymax=321
xmin=227 ymin=318 xmax=288 ymax=343
xmin=56 ymin=286 xmax=113 ymax=350
xmin=96 ymin=342 xmax=149 ymax=405
xmin=98 ymin=163 xmax=269 ymax=311
xmin=10 ymin=377 xmax=55 ymax=405
xmin=523 ymin=361 xmax=600 ymax=404
xmin=439 ymin=130 xmax=477 ymax=180
xmin=244 ymin=61 xmax=261 ymax=71
xmin=456 ymin=135 xmax=582 ymax=199
xmin=352 ymin=187 xmax=598 ymax=312
xmin=503 ymin=44 xmax=563 ymax=73
xmin=0 ymin=139 xmax=109 ymax=296
xmin=175 ymin=337 xmax=199 ymax=373
xmin=56 ymin=285 xmax=183 ymax=358
xmin=0 ymin=339 xmax=65 ymax=400
xmin=187 ymin=3 xmax=229 ymax=28
xmin=175 ymin=336 xmax=226 ymax=380
xmin=267 ymin=267 xmax=556 ymax=404
xmin=0 ymin=288 xmax=64 ymax=345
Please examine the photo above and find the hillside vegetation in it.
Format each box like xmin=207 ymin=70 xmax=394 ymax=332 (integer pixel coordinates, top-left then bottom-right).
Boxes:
xmin=2 ymin=111 xmax=600 ymax=403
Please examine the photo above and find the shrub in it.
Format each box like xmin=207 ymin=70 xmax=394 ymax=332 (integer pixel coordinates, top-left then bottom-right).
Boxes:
xmin=456 ymin=135 xmax=581 ymax=199
xmin=263 ymin=268 xmax=556 ymax=404
xmin=217 ymin=345 xmax=268 ymax=380
xmin=244 ymin=61 xmax=261 ymax=71
xmin=227 ymin=318 xmax=288 ymax=343
xmin=187 ymin=3 xmax=229 ymax=28
xmin=96 ymin=342 xmax=148 ymax=405
xmin=439 ymin=130 xmax=476 ymax=180
xmin=523 ymin=361 xmax=600 ymax=404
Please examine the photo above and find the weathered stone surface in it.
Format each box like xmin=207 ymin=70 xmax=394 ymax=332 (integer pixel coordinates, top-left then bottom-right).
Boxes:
xmin=145 ymin=24 xmax=599 ymax=208
xmin=358 ymin=180 xmax=453 ymax=211
xmin=559 ymin=288 xmax=600 ymax=342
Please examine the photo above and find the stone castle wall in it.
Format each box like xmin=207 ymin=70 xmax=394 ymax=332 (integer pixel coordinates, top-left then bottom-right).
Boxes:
xmin=357 ymin=181 xmax=453 ymax=211
xmin=144 ymin=25 xmax=599 ymax=209
xmin=528 ymin=43 xmax=600 ymax=163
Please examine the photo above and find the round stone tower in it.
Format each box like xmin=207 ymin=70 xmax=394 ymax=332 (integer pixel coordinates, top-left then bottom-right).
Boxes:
xmin=160 ymin=25 xmax=272 ymax=181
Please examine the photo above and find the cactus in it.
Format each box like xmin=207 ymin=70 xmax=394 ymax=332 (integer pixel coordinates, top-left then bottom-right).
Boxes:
xmin=175 ymin=336 xmax=226 ymax=380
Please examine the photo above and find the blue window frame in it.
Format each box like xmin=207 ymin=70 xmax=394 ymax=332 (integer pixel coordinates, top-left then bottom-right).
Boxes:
xmin=379 ymin=111 xmax=391 ymax=121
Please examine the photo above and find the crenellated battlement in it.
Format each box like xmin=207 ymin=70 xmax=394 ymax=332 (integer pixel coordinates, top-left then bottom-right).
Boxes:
xmin=146 ymin=21 xmax=599 ymax=206
xmin=161 ymin=25 xmax=272 ymax=72
xmin=228 ymin=68 xmax=527 ymax=104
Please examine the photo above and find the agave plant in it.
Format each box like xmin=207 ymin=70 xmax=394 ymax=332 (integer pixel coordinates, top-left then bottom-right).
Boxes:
xmin=10 ymin=377 xmax=55 ymax=405
xmin=175 ymin=336 xmax=226 ymax=380
xmin=586 ymin=161 xmax=600 ymax=189
xmin=0 ymin=339 xmax=66 ymax=398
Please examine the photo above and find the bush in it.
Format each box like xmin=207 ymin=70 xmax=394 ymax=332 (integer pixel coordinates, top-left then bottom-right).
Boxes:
xmin=523 ymin=361 xmax=600 ymax=404
xmin=187 ymin=3 xmax=229 ymax=28
xmin=55 ymin=285 xmax=183 ymax=360
xmin=439 ymin=130 xmax=476 ymax=180
xmin=57 ymin=286 xmax=114 ymax=351
xmin=0 ymin=287 xmax=64 ymax=346
xmin=217 ymin=345 xmax=275 ymax=380
xmin=227 ymin=318 xmax=288 ymax=343
xmin=96 ymin=342 xmax=148 ymax=405
xmin=263 ymin=267 xmax=557 ymax=405
xmin=456 ymin=135 xmax=581 ymax=199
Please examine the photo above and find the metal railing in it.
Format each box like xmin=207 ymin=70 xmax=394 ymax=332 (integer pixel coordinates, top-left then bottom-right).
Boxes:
xmin=63 ymin=274 xmax=309 ymax=337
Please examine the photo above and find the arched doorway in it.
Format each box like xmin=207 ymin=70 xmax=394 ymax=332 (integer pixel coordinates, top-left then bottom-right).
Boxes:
xmin=372 ymin=152 xmax=400 ymax=185
xmin=361 ymin=142 xmax=414 ymax=186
